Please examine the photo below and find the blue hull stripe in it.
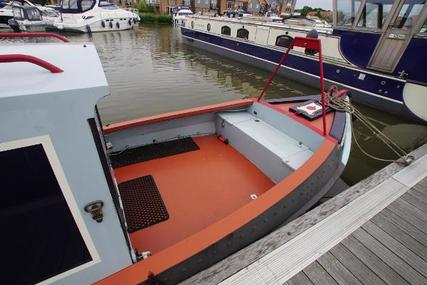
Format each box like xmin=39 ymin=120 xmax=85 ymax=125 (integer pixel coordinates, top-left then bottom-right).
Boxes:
xmin=181 ymin=27 xmax=404 ymax=103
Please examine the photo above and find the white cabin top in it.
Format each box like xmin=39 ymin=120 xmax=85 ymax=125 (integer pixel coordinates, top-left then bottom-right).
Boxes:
xmin=0 ymin=43 xmax=108 ymax=99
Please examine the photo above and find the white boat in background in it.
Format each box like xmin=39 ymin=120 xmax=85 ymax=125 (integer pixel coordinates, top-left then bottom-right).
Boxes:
xmin=54 ymin=0 xmax=140 ymax=33
xmin=173 ymin=7 xmax=193 ymax=26
xmin=0 ymin=0 xmax=59 ymax=30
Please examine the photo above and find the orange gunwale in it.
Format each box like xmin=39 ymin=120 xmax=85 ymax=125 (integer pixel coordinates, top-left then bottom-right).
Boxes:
xmin=103 ymin=99 xmax=254 ymax=134
xmin=96 ymin=99 xmax=339 ymax=285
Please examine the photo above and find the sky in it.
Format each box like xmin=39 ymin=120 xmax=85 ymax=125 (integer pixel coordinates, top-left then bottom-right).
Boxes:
xmin=295 ymin=0 xmax=333 ymax=10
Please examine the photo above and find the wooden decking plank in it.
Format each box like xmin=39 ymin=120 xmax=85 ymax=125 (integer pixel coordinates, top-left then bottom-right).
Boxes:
xmin=362 ymin=221 xmax=427 ymax=277
xmin=329 ymin=243 xmax=386 ymax=285
xmin=386 ymin=201 xmax=427 ymax=235
xmin=286 ymin=271 xmax=314 ymax=285
xmin=341 ymin=234 xmax=409 ymax=285
xmin=316 ymin=252 xmax=362 ymax=285
xmin=370 ymin=212 xmax=427 ymax=261
xmin=352 ymin=228 xmax=427 ymax=284
xmin=401 ymin=191 xmax=427 ymax=214
xmin=412 ymin=182 xmax=427 ymax=198
xmin=389 ymin=198 xmax=427 ymax=227
xmin=413 ymin=177 xmax=427 ymax=190
xmin=303 ymin=261 xmax=338 ymax=285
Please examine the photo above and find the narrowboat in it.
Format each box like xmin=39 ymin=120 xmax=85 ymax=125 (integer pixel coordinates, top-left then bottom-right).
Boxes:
xmin=0 ymin=33 xmax=351 ymax=284
xmin=180 ymin=0 xmax=427 ymax=123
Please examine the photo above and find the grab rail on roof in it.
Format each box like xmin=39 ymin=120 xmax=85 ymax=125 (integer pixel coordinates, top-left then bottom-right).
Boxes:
xmin=257 ymin=37 xmax=327 ymax=136
xmin=0 ymin=32 xmax=70 ymax=42
xmin=0 ymin=54 xmax=63 ymax=73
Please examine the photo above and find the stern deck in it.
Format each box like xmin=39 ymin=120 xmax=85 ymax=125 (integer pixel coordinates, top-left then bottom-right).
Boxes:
xmin=114 ymin=135 xmax=274 ymax=254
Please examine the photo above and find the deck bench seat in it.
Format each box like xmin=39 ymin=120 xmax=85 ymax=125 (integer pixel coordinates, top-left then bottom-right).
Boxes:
xmin=216 ymin=112 xmax=313 ymax=183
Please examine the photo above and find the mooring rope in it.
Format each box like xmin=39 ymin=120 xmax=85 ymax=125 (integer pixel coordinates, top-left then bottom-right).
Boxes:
xmin=326 ymin=87 xmax=414 ymax=166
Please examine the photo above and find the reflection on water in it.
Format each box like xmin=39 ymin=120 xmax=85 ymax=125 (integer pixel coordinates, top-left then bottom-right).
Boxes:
xmin=65 ymin=25 xmax=427 ymax=185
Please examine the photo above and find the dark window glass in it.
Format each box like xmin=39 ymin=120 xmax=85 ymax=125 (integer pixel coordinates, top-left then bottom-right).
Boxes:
xmin=0 ymin=144 xmax=92 ymax=285
xmin=275 ymin=35 xmax=293 ymax=48
xmin=237 ymin=28 xmax=249 ymax=39
xmin=221 ymin=25 xmax=231 ymax=35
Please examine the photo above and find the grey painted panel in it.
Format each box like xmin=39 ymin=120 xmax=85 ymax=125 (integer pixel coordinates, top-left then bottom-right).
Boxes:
xmin=0 ymin=89 xmax=132 ymax=284
xmin=216 ymin=112 xmax=293 ymax=183
xmin=248 ymin=102 xmax=323 ymax=151
xmin=105 ymin=113 xmax=217 ymax=152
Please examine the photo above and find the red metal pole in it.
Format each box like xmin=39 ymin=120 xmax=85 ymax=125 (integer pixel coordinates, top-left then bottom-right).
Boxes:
xmin=257 ymin=45 xmax=292 ymax=102
xmin=0 ymin=32 xmax=70 ymax=42
xmin=318 ymin=44 xmax=327 ymax=136
xmin=0 ymin=54 xmax=63 ymax=73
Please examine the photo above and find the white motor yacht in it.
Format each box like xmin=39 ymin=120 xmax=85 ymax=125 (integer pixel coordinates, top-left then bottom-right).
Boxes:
xmin=54 ymin=0 xmax=140 ymax=33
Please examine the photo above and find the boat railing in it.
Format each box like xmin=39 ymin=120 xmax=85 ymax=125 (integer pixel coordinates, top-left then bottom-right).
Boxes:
xmin=257 ymin=37 xmax=327 ymax=136
xmin=0 ymin=32 xmax=69 ymax=42
xmin=0 ymin=54 xmax=63 ymax=73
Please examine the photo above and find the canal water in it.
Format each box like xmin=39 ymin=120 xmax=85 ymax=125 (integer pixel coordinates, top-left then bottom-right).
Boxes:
xmin=66 ymin=25 xmax=427 ymax=186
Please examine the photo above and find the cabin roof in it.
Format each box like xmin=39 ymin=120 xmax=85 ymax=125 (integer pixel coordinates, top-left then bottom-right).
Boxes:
xmin=0 ymin=43 xmax=108 ymax=99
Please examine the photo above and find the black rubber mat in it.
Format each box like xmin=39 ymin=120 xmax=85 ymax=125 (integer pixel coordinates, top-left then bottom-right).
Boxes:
xmin=110 ymin=137 xmax=199 ymax=168
xmin=118 ymin=175 xmax=169 ymax=233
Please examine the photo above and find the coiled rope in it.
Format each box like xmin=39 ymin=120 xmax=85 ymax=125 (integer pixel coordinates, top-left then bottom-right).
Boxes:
xmin=326 ymin=86 xmax=414 ymax=166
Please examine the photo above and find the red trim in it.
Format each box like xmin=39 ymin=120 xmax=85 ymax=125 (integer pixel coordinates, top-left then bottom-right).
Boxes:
xmin=0 ymin=54 xmax=63 ymax=73
xmin=0 ymin=32 xmax=69 ymax=42
xmin=103 ymin=99 xmax=254 ymax=134
xmin=257 ymin=37 xmax=327 ymax=136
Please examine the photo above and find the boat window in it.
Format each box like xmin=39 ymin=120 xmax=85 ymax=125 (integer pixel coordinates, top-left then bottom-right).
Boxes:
xmin=12 ymin=7 xmax=24 ymax=20
xmin=99 ymin=0 xmax=118 ymax=9
xmin=392 ymin=0 xmax=426 ymax=30
xmin=356 ymin=0 xmax=393 ymax=29
xmin=26 ymin=7 xmax=42 ymax=21
xmin=237 ymin=28 xmax=249 ymax=39
xmin=420 ymin=19 xmax=427 ymax=33
xmin=275 ymin=35 xmax=293 ymax=48
xmin=81 ymin=0 xmax=95 ymax=12
xmin=221 ymin=25 xmax=231 ymax=35
xmin=0 ymin=144 xmax=92 ymax=284
xmin=336 ymin=0 xmax=362 ymax=26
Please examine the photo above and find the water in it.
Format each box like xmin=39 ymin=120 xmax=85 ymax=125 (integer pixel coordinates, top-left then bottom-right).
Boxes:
xmin=65 ymin=25 xmax=427 ymax=186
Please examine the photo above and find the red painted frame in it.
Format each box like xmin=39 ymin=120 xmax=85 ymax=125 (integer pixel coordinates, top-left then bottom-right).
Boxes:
xmin=0 ymin=54 xmax=63 ymax=73
xmin=0 ymin=32 xmax=69 ymax=42
xmin=257 ymin=37 xmax=327 ymax=136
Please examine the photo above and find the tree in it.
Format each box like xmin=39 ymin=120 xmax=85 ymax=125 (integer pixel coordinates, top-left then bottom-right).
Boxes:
xmin=300 ymin=5 xmax=312 ymax=16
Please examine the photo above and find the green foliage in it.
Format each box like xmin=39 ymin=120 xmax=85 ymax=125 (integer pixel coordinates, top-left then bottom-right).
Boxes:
xmin=300 ymin=5 xmax=312 ymax=16
xmin=140 ymin=13 xmax=172 ymax=24
xmin=138 ymin=1 xmax=155 ymax=13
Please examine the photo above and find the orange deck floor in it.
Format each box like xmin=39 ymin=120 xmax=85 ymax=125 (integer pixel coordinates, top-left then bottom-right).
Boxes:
xmin=114 ymin=136 xmax=275 ymax=254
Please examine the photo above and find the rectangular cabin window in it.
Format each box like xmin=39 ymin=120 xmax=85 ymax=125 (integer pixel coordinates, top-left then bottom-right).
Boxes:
xmin=392 ymin=0 xmax=426 ymax=30
xmin=420 ymin=19 xmax=427 ymax=33
xmin=336 ymin=0 xmax=362 ymax=26
xmin=0 ymin=144 xmax=92 ymax=284
xmin=356 ymin=0 xmax=393 ymax=29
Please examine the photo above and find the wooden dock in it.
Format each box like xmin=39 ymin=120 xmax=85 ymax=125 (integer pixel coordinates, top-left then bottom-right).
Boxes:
xmin=181 ymin=143 xmax=427 ymax=285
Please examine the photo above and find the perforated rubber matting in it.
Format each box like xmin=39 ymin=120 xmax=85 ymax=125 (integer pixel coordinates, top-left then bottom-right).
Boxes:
xmin=118 ymin=175 xmax=169 ymax=233
xmin=110 ymin=137 xmax=200 ymax=168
